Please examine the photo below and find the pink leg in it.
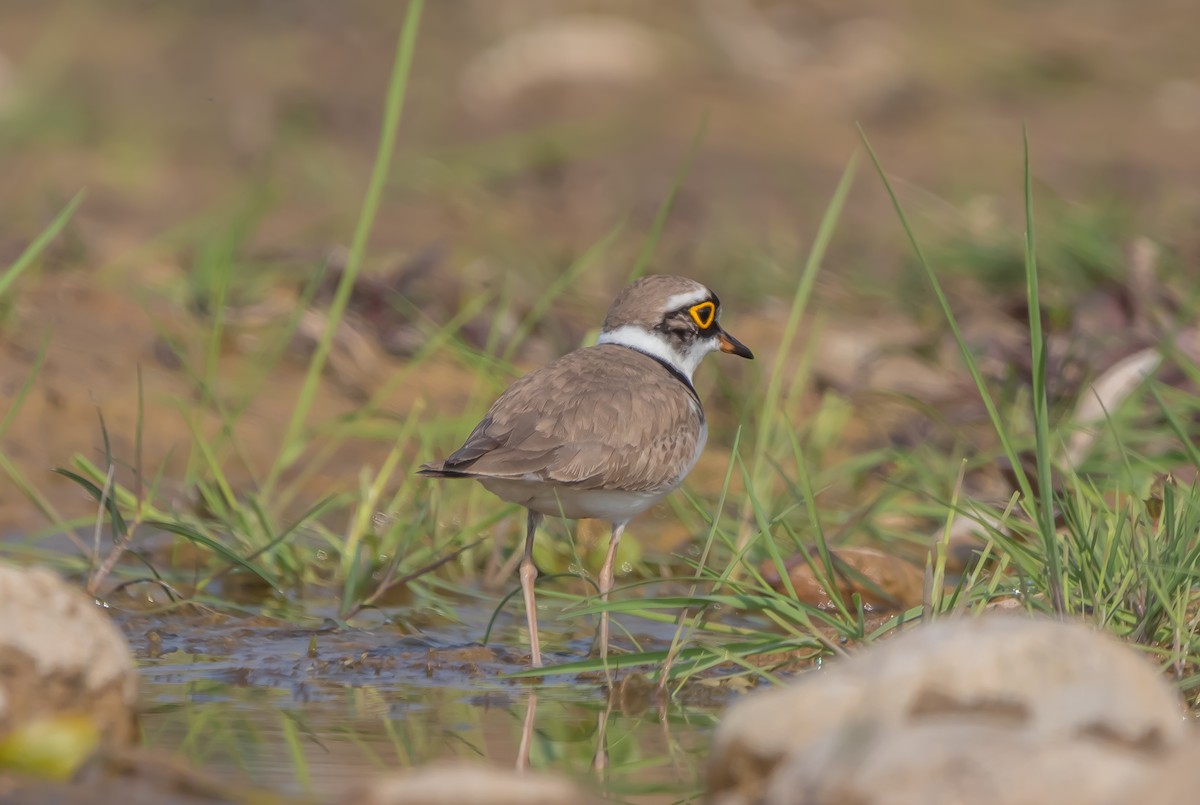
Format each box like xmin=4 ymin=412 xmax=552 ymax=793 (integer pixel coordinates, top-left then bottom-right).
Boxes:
xmin=597 ymin=520 xmax=627 ymax=660
xmin=519 ymin=510 xmax=543 ymax=668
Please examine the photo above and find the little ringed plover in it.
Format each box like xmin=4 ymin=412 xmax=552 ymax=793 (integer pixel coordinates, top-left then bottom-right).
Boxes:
xmin=419 ymin=274 xmax=753 ymax=667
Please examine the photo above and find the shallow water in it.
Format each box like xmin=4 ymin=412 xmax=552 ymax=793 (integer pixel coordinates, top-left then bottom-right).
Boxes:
xmin=121 ymin=601 xmax=724 ymax=803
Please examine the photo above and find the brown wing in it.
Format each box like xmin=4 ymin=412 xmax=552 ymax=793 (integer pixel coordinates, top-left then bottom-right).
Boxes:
xmin=431 ymin=345 xmax=704 ymax=492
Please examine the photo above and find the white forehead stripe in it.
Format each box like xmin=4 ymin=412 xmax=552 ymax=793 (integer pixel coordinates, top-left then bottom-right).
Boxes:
xmin=664 ymin=287 xmax=710 ymax=312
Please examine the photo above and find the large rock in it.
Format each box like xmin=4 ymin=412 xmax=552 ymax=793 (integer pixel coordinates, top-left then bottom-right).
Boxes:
xmin=0 ymin=563 xmax=138 ymax=748
xmin=343 ymin=762 xmax=605 ymax=805
xmin=707 ymin=615 xmax=1187 ymax=805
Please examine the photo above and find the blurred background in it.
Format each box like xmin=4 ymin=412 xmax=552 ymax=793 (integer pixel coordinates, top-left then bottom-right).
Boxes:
xmin=2 ymin=0 xmax=1199 ymax=525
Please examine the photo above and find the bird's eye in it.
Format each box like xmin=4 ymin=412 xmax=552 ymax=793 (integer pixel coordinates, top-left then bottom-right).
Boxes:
xmin=688 ymin=301 xmax=716 ymax=329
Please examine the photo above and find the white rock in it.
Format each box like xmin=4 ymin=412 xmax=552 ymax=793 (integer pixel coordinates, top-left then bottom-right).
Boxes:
xmin=0 ymin=563 xmax=138 ymax=743
xmin=707 ymin=616 xmax=1186 ymax=805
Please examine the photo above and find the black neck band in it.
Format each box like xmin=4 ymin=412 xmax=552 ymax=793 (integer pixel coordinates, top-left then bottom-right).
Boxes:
xmin=623 ymin=347 xmax=703 ymax=411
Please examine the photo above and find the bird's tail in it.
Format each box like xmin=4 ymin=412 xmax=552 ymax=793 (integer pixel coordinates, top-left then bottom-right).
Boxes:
xmin=416 ymin=462 xmax=474 ymax=479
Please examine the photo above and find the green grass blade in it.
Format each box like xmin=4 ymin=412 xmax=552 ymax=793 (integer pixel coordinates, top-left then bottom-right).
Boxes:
xmin=731 ymin=153 xmax=857 ymax=561
xmin=1152 ymin=385 xmax=1200 ymax=468
xmin=51 ymin=468 xmax=128 ymax=538
xmin=0 ymin=332 xmax=50 ymax=438
xmin=146 ymin=519 xmax=283 ymax=593
xmin=0 ymin=190 xmax=85 ymax=298
xmin=857 ymin=126 xmax=1038 ymax=512
xmin=266 ymin=0 xmax=424 ymax=492
xmin=501 ymin=222 xmax=622 ymax=362
xmin=1022 ymin=127 xmax=1063 ymax=613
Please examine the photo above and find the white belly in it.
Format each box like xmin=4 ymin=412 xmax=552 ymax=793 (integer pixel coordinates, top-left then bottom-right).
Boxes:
xmin=477 ymin=477 xmax=673 ymax=522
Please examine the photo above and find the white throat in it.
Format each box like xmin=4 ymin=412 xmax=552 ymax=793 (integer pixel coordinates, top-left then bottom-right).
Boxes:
xmin=596 ymin=325 xmax=717 ymax=381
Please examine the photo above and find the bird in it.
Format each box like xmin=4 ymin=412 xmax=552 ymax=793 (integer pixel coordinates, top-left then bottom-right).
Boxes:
xmin=419 ymin=275 xmax=753 ymax=667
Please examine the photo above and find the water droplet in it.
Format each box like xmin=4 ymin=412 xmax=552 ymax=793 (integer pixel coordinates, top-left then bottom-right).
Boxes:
xmin=619 ymin=562 xmax=633 ymax=575
xmin=316 ymin=549 xmax=327 ymax=561
xmin=567 ymin=564 xmax=580 ymax=574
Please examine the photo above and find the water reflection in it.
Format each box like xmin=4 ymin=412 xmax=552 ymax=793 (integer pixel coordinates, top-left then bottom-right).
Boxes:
xmin=127 ymin=609 xmax=719 ymax=803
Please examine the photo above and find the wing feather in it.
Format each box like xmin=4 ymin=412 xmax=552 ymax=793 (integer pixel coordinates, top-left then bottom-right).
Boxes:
xmin=436 ymin=345 xmax=704 ymax=492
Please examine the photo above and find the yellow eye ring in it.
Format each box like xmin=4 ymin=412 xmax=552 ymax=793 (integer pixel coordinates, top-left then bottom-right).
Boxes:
xmin=689 ymin=301 xmax=716 ymax=329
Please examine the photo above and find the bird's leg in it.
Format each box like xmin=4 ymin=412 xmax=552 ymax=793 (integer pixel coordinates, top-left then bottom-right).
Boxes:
xmin=597 ymin=520 xmax=627 ymax=661
xmin=519 ymin=509 xmax=544 ymax=668
xmin=517 ymin=692 xmax=537 ymax=772
xmin=592 ymin=695 xmax=613 ymax=775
